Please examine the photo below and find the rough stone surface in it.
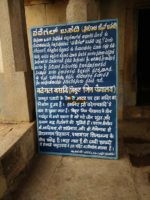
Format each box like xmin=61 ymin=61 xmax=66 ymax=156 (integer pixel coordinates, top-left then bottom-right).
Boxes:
xmin=66 ymin=0 xmax=88 ymax=22
xmin=0 ymin=0 xmax=15 ymax=73
xmin=0 ymin=0 xmax=34 ymax=122
xmin=25 ymin=4 xmax=46 ymax=28
xmin=1 ymin=143 xmax=25 ymax=185
xmin=8 ymin=0 xmax=29 ymax=72
xmin=0 ymin=122 xmax=36 ymax=199
xmin=0 ymin=122 xmax=36 ymax=158
xmin=120 ymin=119 xmax=150 ymax=167
xmin=132 ymin=166 xmax=150 ymax=200
xmin=0 ymin=123 xmax=24 ymax=158
xmin=0 ymin=122 xmax=149 ymax=200
xmin=20 ymin=125 xmax=36 ymax=163
xmin=0 ymin=73 xmax=33 ymax=122
xmin=12 ymin=152 xmax=148 ymax=200
xmin=0 ymin=0 xmax=30 ymax=73
xmin=0 ymin=175 xmax=7 ymax=199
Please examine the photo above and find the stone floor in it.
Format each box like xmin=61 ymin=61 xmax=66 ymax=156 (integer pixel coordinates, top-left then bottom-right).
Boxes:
xmin=12 ymin=150 xmax=150 ymax=200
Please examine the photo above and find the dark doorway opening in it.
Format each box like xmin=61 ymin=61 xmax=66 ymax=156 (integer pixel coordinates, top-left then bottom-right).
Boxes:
xmin=137 ymin=9 xmax=150 ymax=106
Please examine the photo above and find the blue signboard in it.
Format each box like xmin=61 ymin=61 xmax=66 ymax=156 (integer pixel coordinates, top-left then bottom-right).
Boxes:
xmin=31 ymin=19 xmax=118 ymax=159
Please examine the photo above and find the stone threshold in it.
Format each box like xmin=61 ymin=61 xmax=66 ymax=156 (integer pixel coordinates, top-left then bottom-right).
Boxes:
xmin=0 ymin=122 xmax=37 ymax=199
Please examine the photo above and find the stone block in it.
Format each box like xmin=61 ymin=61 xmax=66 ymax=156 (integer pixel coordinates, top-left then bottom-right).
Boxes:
xmin=0 ymin=72 xmax=34 ymax=122
xmin=0 ymin=0 xmax=31 ymax=73
xmin=0 ymin=0 xmax=15 ymax=73
xmin=1 ymin=144 xmax=26 ymax=186
xmin=0 ymin=123 xmax=36 ymax=158
xmin=25 ymin=4 xmax=46 ymax=28
xmin=66 ymin=0 xmax=88 ymax=22
xmin=20 ymin=123 xmax=36 ymax=163
xmin=8 ymin=0 xmax=30 ymax=72
xmin=0 ymin=122 xmax=36 ymax=185
xmin=0 ymin=122 xmax=36 ymax=197
xmin=0 ymin=0 xmax=34 ymax=122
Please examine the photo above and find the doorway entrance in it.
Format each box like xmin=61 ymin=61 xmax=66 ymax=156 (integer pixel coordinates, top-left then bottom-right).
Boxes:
xmin=137 ymin=8 xmax=150 ymax=106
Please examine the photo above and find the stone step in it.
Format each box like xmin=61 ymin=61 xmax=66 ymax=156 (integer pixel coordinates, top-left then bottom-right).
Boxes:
xmin=0 ymin=122 xmax=36 ymax=199
xmin=125 ymin=143 xmax=150 ymax=167
xmin=119 ymin=119 xmax=150 ymax=167
xmin=119 ymin=119 xmax=150 ymax=142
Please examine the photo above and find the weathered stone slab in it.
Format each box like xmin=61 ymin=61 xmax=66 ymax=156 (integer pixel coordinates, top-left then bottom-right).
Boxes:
xmin=0 ymin=122 xmax=36 ymax=198
xmin=0 ymin=122 xmax=35 ymax=158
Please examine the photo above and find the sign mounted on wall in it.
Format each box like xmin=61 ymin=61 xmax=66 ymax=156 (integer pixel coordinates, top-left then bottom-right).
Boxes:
xmin=31 ymin=19 xmax=118 ymax=159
